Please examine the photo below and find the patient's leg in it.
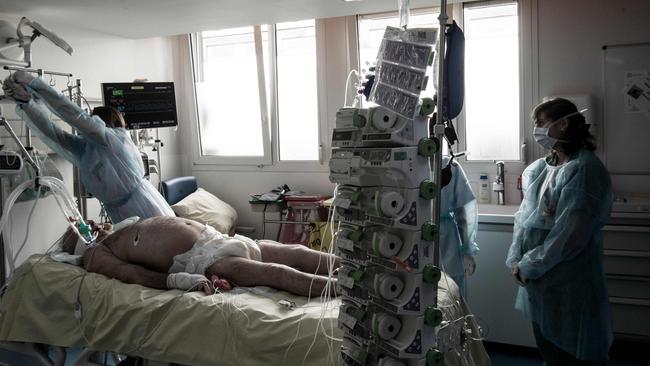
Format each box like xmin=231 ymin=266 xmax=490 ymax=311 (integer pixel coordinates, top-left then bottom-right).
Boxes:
xmin=207 ymin=257 xmax=336 ymax=297
xmin=256 ymin=241 xmax=340 ymax=275
xmin=83 ymin=245 xmax=167 ymax=289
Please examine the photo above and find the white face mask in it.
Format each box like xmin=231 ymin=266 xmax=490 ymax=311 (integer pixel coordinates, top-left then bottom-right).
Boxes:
xmin=533 ymin=109 xmax=587 ymax=150
xmin=533 ymin=124 xmax=559 ymax=150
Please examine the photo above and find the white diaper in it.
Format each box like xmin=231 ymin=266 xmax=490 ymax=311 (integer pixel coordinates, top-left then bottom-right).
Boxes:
xmin=168 ymin=225 xmax=262 ymax=275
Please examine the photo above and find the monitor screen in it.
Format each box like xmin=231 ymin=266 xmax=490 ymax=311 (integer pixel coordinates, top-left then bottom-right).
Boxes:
xmin=101 ymin=82 xmax=178 ymax=129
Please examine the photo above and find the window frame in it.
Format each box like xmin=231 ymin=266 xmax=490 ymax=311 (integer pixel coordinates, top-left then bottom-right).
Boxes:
xmin=355 ymin=1 xmax=535 ymax=173
xmin=455 ymin=0 xmax=528 ymax=167
xmin=189 ymin=21 xmax=329 ymax=173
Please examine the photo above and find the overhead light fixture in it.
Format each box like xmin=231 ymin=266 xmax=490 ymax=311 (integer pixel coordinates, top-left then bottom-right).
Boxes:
xmin=342 ymin=0 xmax=365 ymax=2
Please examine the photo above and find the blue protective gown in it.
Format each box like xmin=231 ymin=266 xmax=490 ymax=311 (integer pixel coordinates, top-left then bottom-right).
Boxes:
xmin=505 ymin=149 xmax=612 ymax=361
xmin=440 ymin=156 xmax=478 ymax=294
xmin=15 ymin=77 xmax=175 ymax=223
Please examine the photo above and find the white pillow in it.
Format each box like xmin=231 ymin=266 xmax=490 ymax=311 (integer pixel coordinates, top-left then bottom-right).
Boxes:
xmin=171 ymin=188 xmax=238 ymax=236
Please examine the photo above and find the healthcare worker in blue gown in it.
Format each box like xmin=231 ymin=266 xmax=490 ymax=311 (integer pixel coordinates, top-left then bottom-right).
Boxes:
xmin=3 ymin=71 xmax=175 ymax=223
xmin=440 ymin=156 xmax=479 ymax=296
xmin=506 ymin=98 xmax=612 ymax=365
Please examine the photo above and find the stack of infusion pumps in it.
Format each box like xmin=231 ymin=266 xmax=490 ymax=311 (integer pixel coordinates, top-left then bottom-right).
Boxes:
xmin=330 ymin=27 xmax=445 ymax=366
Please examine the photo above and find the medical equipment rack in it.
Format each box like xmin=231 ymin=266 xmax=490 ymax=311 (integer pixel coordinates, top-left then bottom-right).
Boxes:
xmin=330 ymin=1 xmax=451 ymax=363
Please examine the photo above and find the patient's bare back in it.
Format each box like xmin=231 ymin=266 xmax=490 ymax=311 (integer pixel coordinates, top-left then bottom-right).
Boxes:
xmin=98 ymin=216 xmax=205 ymax=272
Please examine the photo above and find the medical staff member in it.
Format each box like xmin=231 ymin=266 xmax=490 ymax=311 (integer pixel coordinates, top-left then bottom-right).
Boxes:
xmin=506 ymin=98 xmax=612 ymax=365
xmin=3 ymin=71 xmax=174 ymax=223
xmin=440 ymin=156 xmax=478 ymax=296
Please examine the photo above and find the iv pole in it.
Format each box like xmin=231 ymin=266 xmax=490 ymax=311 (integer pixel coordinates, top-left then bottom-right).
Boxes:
xmin=0 ymin=17 xmax=74 ymax=285
xmin=432 ymin=0 xmax=447 ymax=279
xmin=1 ymin=67 xmax=87 ymax=221
xmin=68 ymin=78 xmax=88 ymax=220
xmin=0 ymin=67 xmax=76 ymax=285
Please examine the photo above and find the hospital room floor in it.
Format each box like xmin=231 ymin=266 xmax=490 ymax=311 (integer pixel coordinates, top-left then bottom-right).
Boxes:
xmin=485 ymin=341 xmax=650 ymax=366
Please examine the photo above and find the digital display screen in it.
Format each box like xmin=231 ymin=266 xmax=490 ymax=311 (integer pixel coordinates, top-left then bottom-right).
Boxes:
xmin=101 ymin=82 xmax=178 ymax=130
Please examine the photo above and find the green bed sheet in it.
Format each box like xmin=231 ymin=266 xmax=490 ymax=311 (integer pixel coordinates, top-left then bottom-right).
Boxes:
xmin=0 ymin=255 xmax=489 ymax=366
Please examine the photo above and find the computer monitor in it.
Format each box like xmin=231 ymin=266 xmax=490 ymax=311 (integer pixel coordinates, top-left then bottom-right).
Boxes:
xmin=101 ymin=82 xmax=178 ymax=130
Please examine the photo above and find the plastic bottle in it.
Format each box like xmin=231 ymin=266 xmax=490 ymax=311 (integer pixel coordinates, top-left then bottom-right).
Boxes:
xmin=479 ymin=174 xmax=490 ymax=204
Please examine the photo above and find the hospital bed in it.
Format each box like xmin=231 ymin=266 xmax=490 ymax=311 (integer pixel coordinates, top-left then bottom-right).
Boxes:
xmin=0 ymin=177 xmax=490 ymax=365
xmin=0 ymin=255 xmax=489 ymax=366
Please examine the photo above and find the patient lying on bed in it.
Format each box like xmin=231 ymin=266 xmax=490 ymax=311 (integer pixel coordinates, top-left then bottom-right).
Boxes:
xmin=60 ymin=216 xmax=340 ymax=297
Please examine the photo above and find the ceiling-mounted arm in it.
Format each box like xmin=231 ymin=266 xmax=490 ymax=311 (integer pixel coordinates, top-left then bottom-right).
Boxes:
xmin=0 ymin=17 xmax=73 ymax=68
xmin=18 ymin=17 xmax=73 ymax=56
xmin=0 ymin=38 xmax=31 ymax=68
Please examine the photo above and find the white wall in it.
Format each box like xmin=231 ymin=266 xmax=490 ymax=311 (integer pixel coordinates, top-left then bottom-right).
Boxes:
xmin=535 ymin=0 xmax=650 ymax=195
xmin=0 ymin=15 xmax=184 ymax=269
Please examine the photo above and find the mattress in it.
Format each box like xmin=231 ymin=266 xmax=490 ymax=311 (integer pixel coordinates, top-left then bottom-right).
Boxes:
xmin=0 ymin=255 xmax=489 ymax=366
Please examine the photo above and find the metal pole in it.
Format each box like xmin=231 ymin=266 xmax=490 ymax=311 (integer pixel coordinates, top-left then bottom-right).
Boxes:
xmin=73 ymin=79 xmax=87 ymax=220
xmin=3 ymin=65 xmax=73 ymax=78
xmin=0 ymin=178 xmax=7 ymax=287
xmin=155 ymin=128 xmax=163 ymax=191
xmin=22 ymin=69 xmax=45 ymax=149
xmin=432 ymin=0 xmax=448 ymax=271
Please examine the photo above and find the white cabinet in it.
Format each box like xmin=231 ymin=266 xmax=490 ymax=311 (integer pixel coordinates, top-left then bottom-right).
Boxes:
xmin=466 ymin=223 xmax=536 ymax=347
xmin=602 ymin=225 xmax=650 ymax=340
xmin=467 ymin=220 xmax=650 ymax=347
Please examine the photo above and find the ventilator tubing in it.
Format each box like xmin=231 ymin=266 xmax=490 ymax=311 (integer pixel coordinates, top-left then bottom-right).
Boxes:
xmin=0 ymin=176 xmax=88 ymax=278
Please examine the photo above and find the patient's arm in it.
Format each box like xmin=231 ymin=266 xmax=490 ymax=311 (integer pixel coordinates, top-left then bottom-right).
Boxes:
xmin=207 ymin=257 xmax=337 ymax=297
xmin=83 ymin=245 xmax=167 ymax=289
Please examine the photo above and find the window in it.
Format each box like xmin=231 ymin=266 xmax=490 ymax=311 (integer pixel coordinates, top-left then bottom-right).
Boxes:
xmin=464 ymin=2 xmax=520 ymax=161
xmin=275 ymin=20 xmax=319 ymax=161
xmin=192 ymin=20 xmax=319 ymax=165
xmin=195 ymin=27 xmax=268 ymax=158
xmin=357 ymin=2 xmax=521 ymax=162
xmin=358 ymin=10 xmax=439 ymax=100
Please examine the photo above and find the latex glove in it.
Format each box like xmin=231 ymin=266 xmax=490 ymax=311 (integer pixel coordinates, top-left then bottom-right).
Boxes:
xmin=167 ymin=272 xmax=214 ymax=294
xmin=12 ymin=70 xmax=36 ymax=85
xmin=463 ymin=254 xmax=476 ymax=276
xmin=2 ymin=77 xmax=31 ymax=103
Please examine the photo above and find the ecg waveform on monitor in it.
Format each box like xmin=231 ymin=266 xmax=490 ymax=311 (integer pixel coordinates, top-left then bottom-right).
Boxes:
xmin=102 ymin=82 xmax=178 ymax=130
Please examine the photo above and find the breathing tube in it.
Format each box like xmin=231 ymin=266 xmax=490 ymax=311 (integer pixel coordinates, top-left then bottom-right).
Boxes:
xmin=0 ymin=176 xmax=93 ymax=279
